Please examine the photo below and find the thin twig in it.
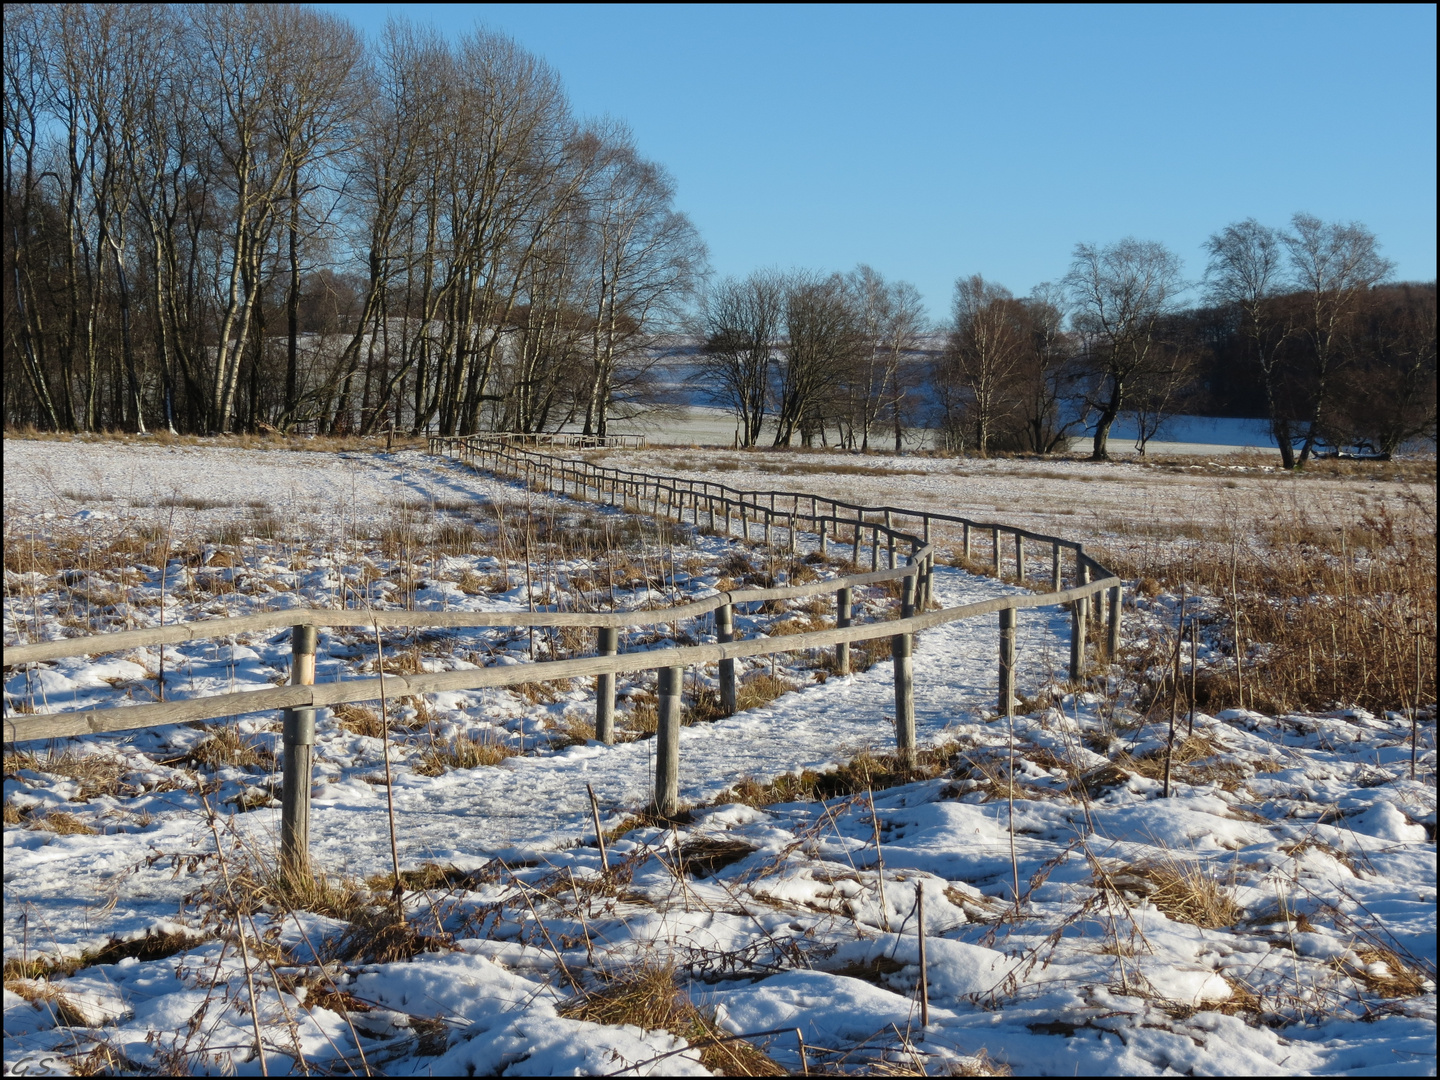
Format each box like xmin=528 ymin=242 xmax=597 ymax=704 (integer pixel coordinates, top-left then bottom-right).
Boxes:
xmin=202 ymin=794 xmax=269 ymax=1077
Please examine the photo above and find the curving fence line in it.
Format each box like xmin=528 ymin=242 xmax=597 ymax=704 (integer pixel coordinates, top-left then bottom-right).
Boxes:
xmin=1 ymin=439 xmax=1122 ymax=876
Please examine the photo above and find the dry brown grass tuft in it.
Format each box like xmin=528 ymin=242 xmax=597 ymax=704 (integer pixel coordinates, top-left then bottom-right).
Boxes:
xmin=560 ymin=963 xmax=782 ymax=1076
xmin=186 ymin=726 xmax=275 ymax=771
xmin=546 ymin=713 xmax=595 ymax=747
xmin=717 ymin=743 xmax=959 ymax=809
xmin=1337 ymin=946 xmax=1429 ymax=997
xmin=25 ymin=810 xmax=97 ymax=835
xmin=1117 ymin=858 xmax=1243 ymax=929
xmin=621 ymin=689 xmax=660 ymax=736
xmin=767 ymin=612 xmax=830 ymax=636
xmin=514 ymin=679 xmax=567 ymax=705
xmin=736 ymin=672 xmax=795 ymax=711
xmin=414 ymin=731 xmax=516 ymax=775
xmin=328 ymin=909 xmax=458 ymax=965
xmin=366 ymin=645 xmax=426 ymax=676
xmin=4 ymin=748 xmax=126 ymax=800
xmin=332 ymin=703 xmax=387 ymax=738
xmin=4 ymin=979 xmax=97 ymax=1027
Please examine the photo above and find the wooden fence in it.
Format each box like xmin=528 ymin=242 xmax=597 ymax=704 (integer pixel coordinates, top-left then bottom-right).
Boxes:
xmin=2 ymin=440 xmax=1121 ymax=877
xmin=452 ymin=431 xmax=645 ymax=450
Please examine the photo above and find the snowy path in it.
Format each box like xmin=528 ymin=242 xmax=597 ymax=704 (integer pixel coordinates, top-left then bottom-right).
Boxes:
xmin=5 ymin=566 xmax=1067 ymax=960
xmin=299 ymin=564 xmax=1070 ymax=873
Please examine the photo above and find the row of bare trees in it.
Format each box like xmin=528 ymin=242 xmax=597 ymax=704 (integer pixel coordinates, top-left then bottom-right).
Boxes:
xmin=694 ymin=266 xmax=925 ymax=449
xmin=931 ymin=217 xmax=1431 ymax=462
xmin=3 ymin=4 xmax=705 ymax=436
xmin=697 ymin=221 xmax=1430 ymax=463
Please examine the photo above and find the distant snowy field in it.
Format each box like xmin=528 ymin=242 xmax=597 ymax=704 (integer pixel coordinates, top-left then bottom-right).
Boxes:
xmin=3 ymin=438 xmax=1434 ymax=1076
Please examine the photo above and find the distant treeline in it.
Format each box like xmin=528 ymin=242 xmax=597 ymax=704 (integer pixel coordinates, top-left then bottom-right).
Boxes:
xmin=3 ymin=7 xmax=1434 ymax=465
xmin=698 ymin=227 xmax=1434 ymax=464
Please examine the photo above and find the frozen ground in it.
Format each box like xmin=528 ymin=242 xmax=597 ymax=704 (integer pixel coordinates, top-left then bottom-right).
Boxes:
xmin=585 ymin=444 xmax=1433 ymax=566
xmin=3 ymin=437 xmax=1435 ymax=1076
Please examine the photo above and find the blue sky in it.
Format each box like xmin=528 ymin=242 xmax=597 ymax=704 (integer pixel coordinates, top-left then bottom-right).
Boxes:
xmin=320 ymin=3 xmax=1437 ymax=321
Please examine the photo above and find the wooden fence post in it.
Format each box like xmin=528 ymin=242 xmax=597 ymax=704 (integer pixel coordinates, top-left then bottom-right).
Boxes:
xmin=870 ymin=526 xmax=879 ymax=571
xmin=885 ymin=510 xmax=894 ymax=569
xmin=852 ymin=515 xmax=863 ymax=565
xmin=280 ymin=623 xmax=317 ymax=878
xmin=992 ymin=527 xmax=1002 ymax=576
xmin=1070 ymin=562 xmax=1090 ymax=681
xmin=595 ymin=626 xmax=618 ymax=743
xmin=1107 ymin=584 xmax=1122 ymax=660
xmin=654 ymin=666 xmax=683 ymax=815
xmin=893 ymin=574 xmax=916 ymax=759
xmin=1052 ymin=543 xmax=1062 ymax=592
xmin=962 ymin=521 xmax=971 ymax=560
xmin=1015 ymin=534 xmax=1025 ymax=584
xmin=998 ymin=606 xmax=1017 ymax=715
xmin=716 ymin=603 xmax=736 ymax=715
xmin=836 ymin=586 xmax=852 ymax=675
xmin=819 ymin=518 xmax=828 ymax=555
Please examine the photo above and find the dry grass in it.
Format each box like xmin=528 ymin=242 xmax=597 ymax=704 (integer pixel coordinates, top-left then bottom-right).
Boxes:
xmin=186 ymin=725 xmax=275 ymax=771
xmin=3 ymin=748 xmax=126 ymax=800
xmin=25 ymin=810 xmax=97 ymax=835
xmin=560 ymin=963 xmax=782 ymax=1076
xmin=679 ymin=836 xmax=757 ymax=877
xmin=736 ymin=672 xmax=796 ymax=711
xmin=414 ymin=731 xmax=516 ymax=775
xmin=332 ymin=703 xmax=387 ymax=738
xmin=514 ymin=679 xmax=566 ymax=705
xmin=4 ymin=978 xmax=98 ymax=1027
xmin=1102 ymin=496 xmax=1435 ymax=714
xmin=1336 ymin=946 xmax=1429 ymax=997
xmin=327 ymin=907 xmax=458 ymax=965
xmin=621 ymin=689 xmax=660 ymax=736
xmin=1109 ymin=858 xmax=1243 ymax=929
xmin=716 ymin=743 xmax=958 ymax=809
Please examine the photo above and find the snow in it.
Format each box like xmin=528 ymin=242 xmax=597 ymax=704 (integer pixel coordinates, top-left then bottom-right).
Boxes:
xmin=3 ymin=437 xmax=1435 ymax=1076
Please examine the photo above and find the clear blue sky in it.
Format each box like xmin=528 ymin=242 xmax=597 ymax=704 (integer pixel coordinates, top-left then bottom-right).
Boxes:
xmin=319 ymin=3 xmax=1437 ymax=321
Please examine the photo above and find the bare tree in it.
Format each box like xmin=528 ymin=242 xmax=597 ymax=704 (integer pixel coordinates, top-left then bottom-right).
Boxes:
xmin=940 ymin=274 xmax=1026 ymax=457
xmin=843 ymin=265 xmax=925 ymax=452
xmin=1204 ymin=218 xmax=1303 ymax=467
xmin=1284 ymin=213 xmax=1394 ymax=465
xmin=3 ymin=2 xmax=62 ymax=430
xmin=1065 ymin=238 xmax=1185 ymax=460
xmin=576 ymin=124 xmax=705 ymax=438
xmin=1332 ymin=282 xmax=1436 ymax=456
xmin=694 ymin=271 xmax=784 ymax=447
xmin=774 ymin=271 xmax=859 ymax=447
xmin=1013 ymin=283 xmax=1082 ymax=454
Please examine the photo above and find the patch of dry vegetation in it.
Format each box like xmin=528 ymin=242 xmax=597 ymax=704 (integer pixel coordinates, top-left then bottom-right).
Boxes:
xmin=1102 ymin=495 xmax=1435 ymax=714
xmin=1104 ymin=857 xmax=1243 ymax=929
xmin=716 ymin=743 xmax=959 ymax=809
xmin=414 ymin=731 xmax=516 ymax=775
xmin=186 ymin=725 xmax=275 ymax=771
xmin=560 ymin=963 xmax=782 ymax=1076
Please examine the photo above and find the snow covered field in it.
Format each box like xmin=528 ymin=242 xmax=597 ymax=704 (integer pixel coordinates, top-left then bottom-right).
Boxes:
xmin=3 ymin=437 xmax=1434 ymax=1076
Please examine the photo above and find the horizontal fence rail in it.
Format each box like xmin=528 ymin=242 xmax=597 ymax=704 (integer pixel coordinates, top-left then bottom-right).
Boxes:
xmin=2 ymin=437 xmax=1122 ymax=875
xmin=451 ymin=431 xmax=645 ymax=450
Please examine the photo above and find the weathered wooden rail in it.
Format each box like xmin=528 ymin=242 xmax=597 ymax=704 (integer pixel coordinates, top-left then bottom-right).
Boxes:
xmin=451 ymin=431 xmax=645 ymax=450
xmin=3 ymin=440 xmax=1121 ymax=878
